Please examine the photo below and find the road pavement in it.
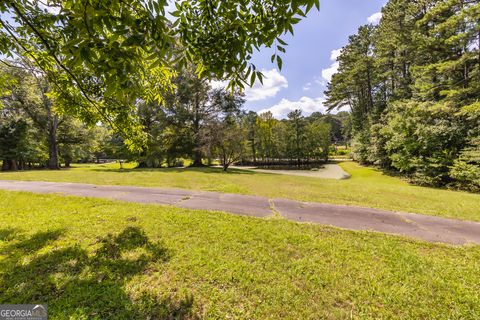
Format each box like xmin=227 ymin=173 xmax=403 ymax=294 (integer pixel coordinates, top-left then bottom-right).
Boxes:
xmin=1 ymin=180 xmax=479 ymax=245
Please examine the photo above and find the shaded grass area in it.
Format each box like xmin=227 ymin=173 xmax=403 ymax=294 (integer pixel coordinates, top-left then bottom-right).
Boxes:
xmin=0 ymin=191 xmax=479 ymax=319
xmin=0 ymin=162 xmax=479 ymax=221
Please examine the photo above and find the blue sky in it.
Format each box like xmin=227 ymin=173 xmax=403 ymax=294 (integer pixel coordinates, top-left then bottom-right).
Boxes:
xmin=237 ymin=0 xmax=386 ymax=118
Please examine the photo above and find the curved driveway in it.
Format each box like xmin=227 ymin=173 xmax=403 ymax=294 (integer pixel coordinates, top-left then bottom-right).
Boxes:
xmin=0 ymin=180 xmax=479 ymax=245
xmin=232 ymin=164 xmax=351 ymax=179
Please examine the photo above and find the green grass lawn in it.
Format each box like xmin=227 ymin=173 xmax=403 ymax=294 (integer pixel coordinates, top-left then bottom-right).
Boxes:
xmin=0 ymin=190 xmax=479 ymax=319
xmin=1 ymin=162 xmax=479 ymax=221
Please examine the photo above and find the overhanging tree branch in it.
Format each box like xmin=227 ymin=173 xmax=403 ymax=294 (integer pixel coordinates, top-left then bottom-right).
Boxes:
xmin=5 ymin=2 xmax=115 ymax=129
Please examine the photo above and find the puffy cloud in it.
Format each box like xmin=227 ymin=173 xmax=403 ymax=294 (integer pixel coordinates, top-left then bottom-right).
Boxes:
xmin=330 ymin=49 xmax=342 ymax=61
xmin=258 ymin=96 xmax=327 ymax=119
xmin=367 ymin=12 xmax=383 ymax=24
xmin=246 ymin=69 xmax=288 ymax=101
xmin=210 ymin=68 xmax=287 ymax=102
xmin=321 ymin=48 xmax=342 ymax=83
xmin=321 ymin=61 xmax=339 ymax=83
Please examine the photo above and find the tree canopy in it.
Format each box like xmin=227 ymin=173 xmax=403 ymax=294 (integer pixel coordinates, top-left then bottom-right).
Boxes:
xmin=0 ymin=0 xmax=319 ymax=146
xmin=325 ymin=0 xmax=480 ymax=190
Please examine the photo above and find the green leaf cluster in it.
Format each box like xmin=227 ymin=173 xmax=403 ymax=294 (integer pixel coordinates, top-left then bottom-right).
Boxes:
xmin=325 ymin=0 xmax=480 ymax=190
xmin=0 ymin=0 xmax=319 ymax=146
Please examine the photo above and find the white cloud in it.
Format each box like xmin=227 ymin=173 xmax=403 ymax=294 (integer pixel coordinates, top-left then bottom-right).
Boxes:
xmin=321 ymin=61 xmax=339 ymax=83
xmin=367 ymin=12 xmax=382 ymax=24
xmin=330 ymin=49 xmax=342 ymax=61
xmin=258 ymin=96 xmax=327 ymax=119
xmin=246 ymin=69 xmax=288 ymax=101
xmin=210 ymin=68 xmax=288 ymax=102
xmin=302 ymin=82 xmax=312 ymax=91
xmin=320 ymin=48 xmax=342 ymax=83
xmin=314 ymin=76 xmax=325 ymax=87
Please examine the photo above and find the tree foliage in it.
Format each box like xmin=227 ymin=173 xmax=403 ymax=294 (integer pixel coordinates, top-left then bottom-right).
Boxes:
xmin=325 ymin=0 xmax=480 ymax=190
xmin=0 ymin=64 xmax=110 ymax=170
xmin=0 ymin=0 xmax=319 ymax=146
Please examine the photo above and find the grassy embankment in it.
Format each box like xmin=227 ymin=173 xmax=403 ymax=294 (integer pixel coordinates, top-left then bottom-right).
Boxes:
xmin=0 ymin=161 xmax=479 ymax=221
xmin=0 ymin=191 xmax=479 ymax=319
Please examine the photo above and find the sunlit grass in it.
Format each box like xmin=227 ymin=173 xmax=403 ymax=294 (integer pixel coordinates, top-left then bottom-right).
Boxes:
xmin=0 ymin=191 xmax=479 ymax=319
xmin=1 ymin=161 xmax=479 ymax=221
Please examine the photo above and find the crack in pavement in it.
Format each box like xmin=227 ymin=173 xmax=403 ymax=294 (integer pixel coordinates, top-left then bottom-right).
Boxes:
xmin=268 ymin=199 xmax=282 ymax=218
xmin=0 ymin=180 xmax=479 ymax=246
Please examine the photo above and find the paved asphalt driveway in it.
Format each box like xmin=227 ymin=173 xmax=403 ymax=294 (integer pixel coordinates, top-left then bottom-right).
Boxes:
xmin=1 ymin=180 xmax=479 ymax=245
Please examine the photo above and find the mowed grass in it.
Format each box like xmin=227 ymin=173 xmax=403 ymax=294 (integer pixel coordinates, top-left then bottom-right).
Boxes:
xmin=0 ymin=190 xmax=479 ymax=319
xmin=1 ymin=162 xmax=479 ymax=221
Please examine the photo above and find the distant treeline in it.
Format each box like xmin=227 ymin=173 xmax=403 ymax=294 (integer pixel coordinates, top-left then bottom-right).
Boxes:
xmin=325 ymin=0 xmax=480 ymax=191
xmin=121 ymin=68 xmax=351 ymax=170
xmin=0 ymin=66 xmax=350 ymax=172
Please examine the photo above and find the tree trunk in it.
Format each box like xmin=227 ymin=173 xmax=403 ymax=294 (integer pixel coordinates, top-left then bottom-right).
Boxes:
xmin=47 ymin=104 xmax=60 ymax=170
xmin=222 ymin=150 xmax=229 ymax=171
xmin=10 ymin=159 xmax=18 ymax=171
xmin=47 ymin=125 xmax=60 ymax=170
xmin=48 ymin=140 xmax=59 ymax=169
xmin=251 ymin=136 xmax=257 ymax=164
xmin=191 ymin=93 xmax=204 ymax=167
xmin=390 ymin=51 xmax=395 ymax=96
xmin=192 ymin=149 xmax=203 ymax=167
xmin=366 ymin=67 xmax=375 ymax=112
xmin=1 ymin=160 xmax=9 ymax=171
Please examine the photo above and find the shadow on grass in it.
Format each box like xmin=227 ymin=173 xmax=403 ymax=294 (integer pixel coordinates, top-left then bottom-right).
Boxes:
xmin=0 ymin=164 xmax=257 ymax=176
xmin=0 ymin=227 xmax=196 ymax=319
xmin=0 ymin=228 xmax=19 ymax=242
xmin=89 ymin=166 xmax=258 ymax=175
